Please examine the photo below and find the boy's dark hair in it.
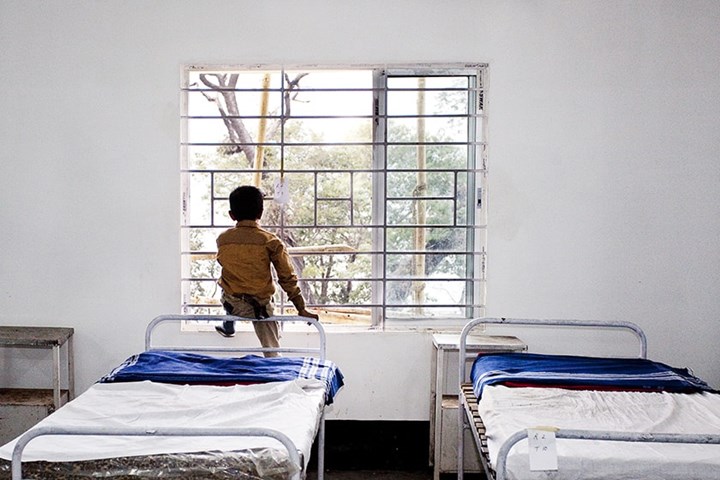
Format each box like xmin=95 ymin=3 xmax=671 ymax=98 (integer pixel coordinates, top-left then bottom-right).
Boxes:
xmin=229 ymin=185 xmax=264 ymax=220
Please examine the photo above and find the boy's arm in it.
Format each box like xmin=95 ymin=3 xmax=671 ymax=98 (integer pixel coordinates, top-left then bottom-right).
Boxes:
xmin=270 ymin=239 xmax=315 ymax=316
xmin=297 ymin=308 xmax=319 ymax=320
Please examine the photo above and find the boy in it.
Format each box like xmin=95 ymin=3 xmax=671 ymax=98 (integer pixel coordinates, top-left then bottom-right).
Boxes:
xmin=215 ymin=185 xmax=318 ymax=356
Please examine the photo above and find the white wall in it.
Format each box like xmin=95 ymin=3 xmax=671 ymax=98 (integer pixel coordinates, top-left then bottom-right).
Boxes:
xmin=1 ymin=0 xmax=718 ymax=421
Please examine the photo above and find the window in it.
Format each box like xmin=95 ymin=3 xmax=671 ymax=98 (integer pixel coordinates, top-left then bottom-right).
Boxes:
xmin=181 ymin=64 xmax=487 ymax=328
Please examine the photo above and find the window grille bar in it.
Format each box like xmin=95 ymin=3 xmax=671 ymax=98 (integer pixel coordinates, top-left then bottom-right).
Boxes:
xmin=183 ymin=86 xmax=487 ymax=94
xmin=313 ymin=172 xmax=319 ymax=225
xmin=184 ymin=250 xmax=488 ymax=256
xmin=210 ymin=173 xmax=217 ymax=227
xmin=184 ymin=141 xmax=486 ymax=148
xmin=185 ymin=113 xmax=484 ymax=120
xmin=184 ymin=167 xmax=489 ymax=174
xmin=316 ymin=197 xmax=352 ymax=202
xmin=349 ymin=172 xmax=355 ymax=225
xmin=182 ymin=224 xmax=488 ymax=230
xmin=184 ymin=276 xmax=487 ymax=283
xmin=185 ymin=302 xmax=487 ymax=311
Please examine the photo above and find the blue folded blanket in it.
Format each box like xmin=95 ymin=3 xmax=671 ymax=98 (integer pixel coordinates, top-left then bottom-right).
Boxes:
xmin=471 ymin=352 xmax=714 ymax=398
xmin=99 ymin=350 xmax=344 ymax=404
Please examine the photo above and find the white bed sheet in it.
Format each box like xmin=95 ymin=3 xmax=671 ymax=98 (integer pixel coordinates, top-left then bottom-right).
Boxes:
xmin=478 ymin=385 xmax=720 ymax=480
xmin=0 ymin=379 xmax=325 ymax=463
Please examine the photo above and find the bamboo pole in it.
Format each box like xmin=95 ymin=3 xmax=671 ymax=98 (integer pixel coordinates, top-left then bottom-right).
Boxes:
xmin=253 ymin=73 xmax=271 ymax=187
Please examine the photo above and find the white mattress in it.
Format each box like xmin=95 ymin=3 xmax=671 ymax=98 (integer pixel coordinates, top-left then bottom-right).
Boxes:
xmin=478 ymin=385 xmax=720 ymax=480
xmin=0 ymin=379 xmax=325 ymax=463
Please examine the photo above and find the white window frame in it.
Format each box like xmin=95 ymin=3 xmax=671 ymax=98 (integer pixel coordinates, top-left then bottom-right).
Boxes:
xmin=180 ymin=63 xmax=488 ymax=330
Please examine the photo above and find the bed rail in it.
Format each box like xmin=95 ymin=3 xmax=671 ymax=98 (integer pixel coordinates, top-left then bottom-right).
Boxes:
xmin=494 ymin=429 xmax=720 ymax=480
xmin=457 ymin=317 xmax=648 ymax=480
xmin=11 ymin=425 xmax=302 ymax=480
xmin=145 ymin=314 xmax=327 ymax=361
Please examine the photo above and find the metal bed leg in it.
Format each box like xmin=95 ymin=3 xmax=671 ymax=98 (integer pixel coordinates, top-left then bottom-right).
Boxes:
xmin=317 ymin=411 xmax=325 ymax=480
xmin=458 ymin=394 xmax=465 ymax=480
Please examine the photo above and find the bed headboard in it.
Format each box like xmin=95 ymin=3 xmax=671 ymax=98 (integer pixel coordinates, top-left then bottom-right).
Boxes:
xmin=459 ymin=317 xmax=648 ymax=385
xmin=144 ymin=314 xmax=327 ymax=361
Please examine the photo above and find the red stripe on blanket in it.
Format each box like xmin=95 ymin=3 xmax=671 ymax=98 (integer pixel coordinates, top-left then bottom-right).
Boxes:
xmin=500 ymin=381 xmax=670 ymax=392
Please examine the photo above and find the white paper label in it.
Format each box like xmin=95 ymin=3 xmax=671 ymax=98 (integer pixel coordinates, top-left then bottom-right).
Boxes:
xmin=527 ymin=428 xmax=558 ymax=471
xmin=274 ymin=178 xmax=290 ymax=205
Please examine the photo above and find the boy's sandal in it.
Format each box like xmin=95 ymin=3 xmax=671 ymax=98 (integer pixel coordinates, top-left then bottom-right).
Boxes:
xmin=215 ymin=326 xmax=235 ymax=338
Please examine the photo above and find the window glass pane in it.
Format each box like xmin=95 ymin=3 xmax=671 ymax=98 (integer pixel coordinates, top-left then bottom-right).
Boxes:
xmin=352 ymin=173 xmax=374 ymax=225
xmin=386 ymin=199 xmax=456 ymax=225
xmin=284 ymin=70 xmax=373 ymax=89
xmin=186 ymin=118 xmax=241 ymax=144
xmin=284 ymin=118 xmax=373 ymax=144
xmin=386 ymin=76 xmax=469 ymax=89
xmin=212 ymin=200 xmax=234 ymax=227
xmin=318 ymin=172 xmax=351 ymax=198
xmin=387 ymin=117 xmax=468 ymax=143
xmin=186 ymin=146 xmax=264 ymax=170
xmin=281 ymin=227 xmax=374 ymax=252
xmin=184 ymin=279 xmax=223 ymax=306
xmin=386 ymin=253 xmax=470 ymax=278
xmin=387 ymin=144 xmax=469 ymax=170
xmin=278 ymin=173 xmax=315 ymax=226
xmin=386 ymin=171 xmax=458 ymax=198
xmin=187 ymin=90 xmax=283 ymax=121
xmin=385 ymin=279 xmax=468 ymax=306
xmin=292 ymin=90 xmax=373 ymax=117
xmin=302 ymin=278 xmax=374 ymax=305
xmin=253 ymin=146 xmax=283 ymax=170
xmin=284 ymin=145 xmax=373 ymax=170
xmin=317 ymin=200 xmax=351 ymax=225
xmin=187 ymin=71 xmax=284 ymax=90
xmin=187 ymin=173 xmax=212 ymax=225
xmin=386 ymin=279 xmax=466 ymax=310
xmin=386 ymin=227 xmax=469 ymax=252
xmin=186 ymin=228 xmax=222 ymax=252
xmin=213 ymin=173 xmax=260 ymax=196
xmin=386 ymin=90 xmax=469 ymax=117
xmin=186 ymin=253 xmax=221 ymax=280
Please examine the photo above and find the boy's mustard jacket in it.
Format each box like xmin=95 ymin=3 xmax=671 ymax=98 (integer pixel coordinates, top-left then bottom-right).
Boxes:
xmin=216 ymin=220 xmax=306 ymax=311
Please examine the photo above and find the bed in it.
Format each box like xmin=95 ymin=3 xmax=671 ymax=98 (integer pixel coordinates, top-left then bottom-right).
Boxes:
xmin=457 ymin=317 xmax=720 ymax=480
xmin=0 ymin=314 xmax=344 ymax=480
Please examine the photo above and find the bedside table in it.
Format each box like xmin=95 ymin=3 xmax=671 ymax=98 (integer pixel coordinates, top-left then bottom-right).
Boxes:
xmin=430 ymin=333 xmax=526 ymax=479
xmin=0 ymin=326 xmax=75 ymax=444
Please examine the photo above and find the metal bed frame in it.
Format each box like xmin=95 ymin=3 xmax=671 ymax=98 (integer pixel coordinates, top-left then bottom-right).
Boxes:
xmin=11 ymin=314 xmax=330 ymax=480
xmin=457 ymin=317 xmax=720 ymax=480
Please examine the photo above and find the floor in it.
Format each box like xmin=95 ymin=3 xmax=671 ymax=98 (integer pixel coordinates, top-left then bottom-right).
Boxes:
xmin=309 ymin=421 xmax=486 ymax=480
xmin=314 ymin=469 xmax=484 ymax=479
xmin=321 ymin=470 xmax=432 ymax=479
